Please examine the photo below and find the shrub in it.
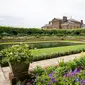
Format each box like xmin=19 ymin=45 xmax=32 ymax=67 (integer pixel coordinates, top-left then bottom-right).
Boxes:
xmin=33 ymin=66 xmax=45 ymax=75
xmin=0 ymin=44 xmax=33 ymax=65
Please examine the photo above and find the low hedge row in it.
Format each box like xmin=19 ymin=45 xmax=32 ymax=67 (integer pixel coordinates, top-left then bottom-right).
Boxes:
xmin=32 ymin=48 xmax=85 ymax=61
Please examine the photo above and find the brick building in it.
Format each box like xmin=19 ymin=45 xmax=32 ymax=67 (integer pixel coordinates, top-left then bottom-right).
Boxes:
xmin=42 ymin=16 xmax=84 ymax=29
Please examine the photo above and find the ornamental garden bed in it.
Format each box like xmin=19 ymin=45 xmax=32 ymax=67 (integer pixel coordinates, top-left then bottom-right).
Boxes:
xmin=15 ymin=53 xmax=85 ymax=85
xmin=1 ymin=44 xmax=85 ymax=67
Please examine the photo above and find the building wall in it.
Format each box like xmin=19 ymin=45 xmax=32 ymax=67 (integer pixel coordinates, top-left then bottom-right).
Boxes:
xmin=42 ymin=18 xmax=81 ymax=29
xmin=49 ymin=19 xmax=60 ymax=29
xmin=61 ymin=23 xmax=81 ymax=29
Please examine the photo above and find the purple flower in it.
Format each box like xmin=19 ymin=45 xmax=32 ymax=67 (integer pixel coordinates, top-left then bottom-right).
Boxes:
xmin=49 ymin=73 xmax=53 ymax=79
xmin=51 ymin=78 xmax=57 ymax=83
xmin=75 ymin=78 xmax=79 ymax=82
xmin=64 ymin=73 xmax=67 ymax=77
xmin=84 ymin=72 xmax=85 ymax=75
xmin=18 ymin=83 xmax=21 ymax=85
xmin=32 ymin=79 xmax=34 ymax=82
xmin=64 ymin=72 xmax=74 ymax=77
xmin=73 ymin=68 xmax=80 ymax=74
xmin=48 ymin=81 xmax=52 ymax=85
xmin=81 ymin=79 xmax=85 ymax=84
xmin=64 ymin=68 xmax=80 ymax=77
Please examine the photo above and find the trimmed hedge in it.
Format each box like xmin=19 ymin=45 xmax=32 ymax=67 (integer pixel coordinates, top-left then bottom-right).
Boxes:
xmin=32 ymin=49 xmax=85 ymax=61
xmin=31 ymin=44 xmax=85 ymax=61
xmin=0 ymin=26 xmax=85 ymax=36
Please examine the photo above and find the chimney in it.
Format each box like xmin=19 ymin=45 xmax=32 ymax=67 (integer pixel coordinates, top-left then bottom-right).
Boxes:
xmin=81 ymin=20 xmax=83 ymax=28
xmin=81 ymin=20 xmax=83 ymax=24
xmin=63 ymin=16 xmax=67 ymax=22
xmin=49 ymin=21 xmax=52 ymax=25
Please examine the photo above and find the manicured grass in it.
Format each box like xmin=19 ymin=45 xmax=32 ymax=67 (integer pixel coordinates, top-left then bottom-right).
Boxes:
xmin=0 ymin=40 xmax=84 ymax=45
xmin=31 ymin=44 xmax=85 ymax=57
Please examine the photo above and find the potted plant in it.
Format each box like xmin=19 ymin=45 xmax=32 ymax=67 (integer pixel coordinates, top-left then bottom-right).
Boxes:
xmin=1 ymin=44 xmax=33 ymax=77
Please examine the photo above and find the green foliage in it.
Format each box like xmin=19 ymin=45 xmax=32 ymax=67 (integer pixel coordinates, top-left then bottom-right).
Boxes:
xmin=0 ymin=44 xmax=33 ymax=64
xmin=74 ymin=56 xmax=85 ymax=68
xmin=58 ymin=58 xmax=65 ymax=67
xmin=66 ymin=60 xmax=77 ymax=70
xmin=32 ymin=44 xmax=85 ymax=61
xmin=1 ymin=26 xmax=85 ymax=36
xmin=33 ymin=66 xmax=45 ymax=75
xmin=33 ymin=56 xmax=85 ymax=85
xmin=46 ymin=66 xmax=56 ymax=74
xmin=0 ymin=41 xmax=82 ymax=51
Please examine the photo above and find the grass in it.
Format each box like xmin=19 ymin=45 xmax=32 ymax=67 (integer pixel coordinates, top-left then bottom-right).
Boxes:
xmin=0 ymin=40 xmax=84 ymax=45
xmin=31 ymin=44 xmax=85 ymax=57
xmin=1 ymin=43 xmax=85 ymax=67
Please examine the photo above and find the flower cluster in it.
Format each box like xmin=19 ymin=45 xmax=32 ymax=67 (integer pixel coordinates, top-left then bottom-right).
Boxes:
xmin=16 ymin=55 xmax=85 ymax=85
xmin=16 ymin=68 xmax=85 ymax=85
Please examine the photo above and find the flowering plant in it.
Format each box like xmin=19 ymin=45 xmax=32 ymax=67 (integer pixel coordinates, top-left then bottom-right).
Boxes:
xmin=15 ymin=55 xmax=85 ymax=85
xmin=0 ymin=44 xmax=33 ymax=65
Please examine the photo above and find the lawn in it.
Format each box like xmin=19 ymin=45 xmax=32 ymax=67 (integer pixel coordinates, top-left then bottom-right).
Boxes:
xmin=31 ymin=44 xmax=85 ymax=57
xmin=1 ymin=42 xmax=85 ymax=67
xmin=0 ymin=40 xmax=84 ymax=45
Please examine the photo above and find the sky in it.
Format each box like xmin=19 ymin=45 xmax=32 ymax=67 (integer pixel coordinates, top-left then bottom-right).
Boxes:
xmin=0 ymin=0 xmax=85 ymax=28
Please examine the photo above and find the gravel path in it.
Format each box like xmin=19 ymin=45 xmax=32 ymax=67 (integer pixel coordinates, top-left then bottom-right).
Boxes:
xmin=0 ymin=53 xmax=81 ymax=85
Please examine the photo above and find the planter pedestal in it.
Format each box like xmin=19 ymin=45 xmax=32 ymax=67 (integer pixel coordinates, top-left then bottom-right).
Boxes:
xmin=9 ymin=63 xmax=30 ymax=77
xmin=9 ymin=72 xmax=30 ymax=85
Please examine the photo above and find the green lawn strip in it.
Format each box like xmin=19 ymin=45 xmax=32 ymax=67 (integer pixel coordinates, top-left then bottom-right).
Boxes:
xmin=0 ymin=40 xmax=84 ymax=45
xmin=31 ymin=44 xmax=85 ymax=57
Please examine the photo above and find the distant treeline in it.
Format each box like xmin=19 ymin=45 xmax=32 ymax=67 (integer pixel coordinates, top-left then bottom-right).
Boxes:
xmin=0 ymin=26 xmax=85 ymax=36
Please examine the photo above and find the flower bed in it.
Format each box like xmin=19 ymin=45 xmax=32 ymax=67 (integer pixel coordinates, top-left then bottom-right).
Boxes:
xmin=16 ymin=53 xmax=85 ymax=85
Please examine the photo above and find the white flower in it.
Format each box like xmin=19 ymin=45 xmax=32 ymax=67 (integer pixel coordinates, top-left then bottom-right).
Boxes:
xmin=20 ymin=42 xmax=23 ymax=44
xmin=10 ymin=52 xmax=13 ymax=55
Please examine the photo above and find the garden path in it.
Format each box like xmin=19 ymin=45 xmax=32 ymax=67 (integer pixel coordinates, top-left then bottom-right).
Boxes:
xmin=0 ymin=53 xmax=81 ymax=85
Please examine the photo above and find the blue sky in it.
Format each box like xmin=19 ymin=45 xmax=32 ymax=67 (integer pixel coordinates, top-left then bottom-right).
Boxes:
xmin=0 ymin=0 xmax=85 ymax=28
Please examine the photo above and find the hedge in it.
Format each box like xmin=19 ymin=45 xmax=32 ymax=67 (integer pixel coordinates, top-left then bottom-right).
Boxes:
xmin=0 ymin=26 xmax=85 ymax=36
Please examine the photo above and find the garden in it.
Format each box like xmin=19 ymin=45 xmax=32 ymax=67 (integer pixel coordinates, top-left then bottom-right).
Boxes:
xmin=14 ymin=51 xmax=85 ymax=85
xmin=1 ymin=43 xmax=85 ymax=85
xmin=1 ymin=26 xmax=85 ymax=85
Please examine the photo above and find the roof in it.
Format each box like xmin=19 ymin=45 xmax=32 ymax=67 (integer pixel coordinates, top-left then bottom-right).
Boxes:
xmin=68 ymin=18 xmax=80 ymax=23
xmin=52 ymin=18 xmax=62 ymax=21
xmin=42 ymin=24 xmax=51 ymax=28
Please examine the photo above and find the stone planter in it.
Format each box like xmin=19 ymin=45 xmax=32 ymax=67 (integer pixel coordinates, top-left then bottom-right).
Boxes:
xmin=9 ymin=63 xmax=30 ymax=77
